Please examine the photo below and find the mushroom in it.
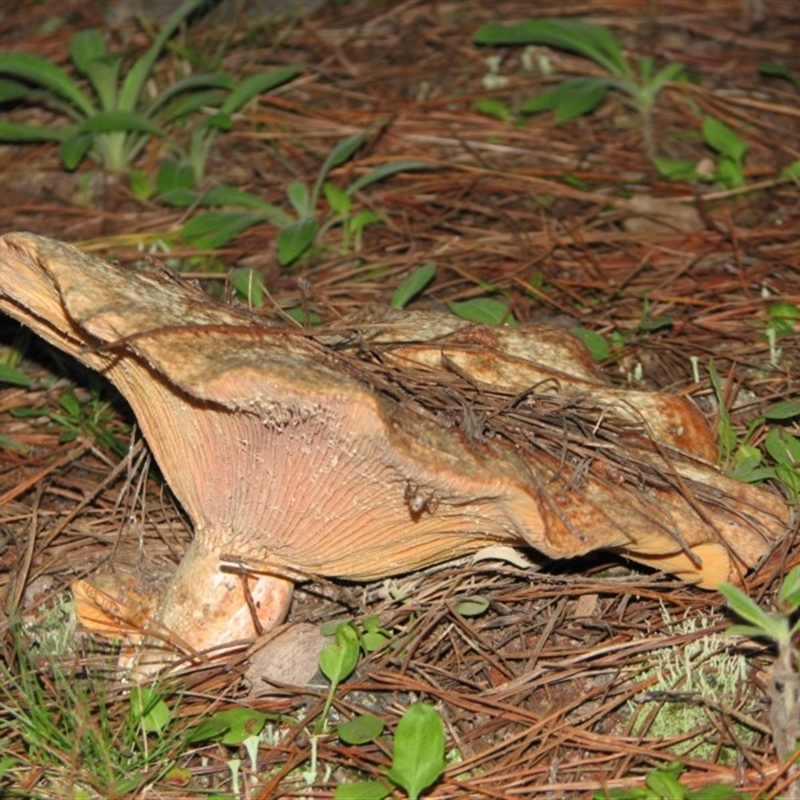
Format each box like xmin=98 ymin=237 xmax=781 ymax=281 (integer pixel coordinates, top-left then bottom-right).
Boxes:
xmin=0 ymin=233 xmax=787 ymax=676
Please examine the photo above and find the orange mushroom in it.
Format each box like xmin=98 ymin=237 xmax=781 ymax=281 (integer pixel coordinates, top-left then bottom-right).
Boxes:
xmin=0 ymin=233 xmax=787 ymax=676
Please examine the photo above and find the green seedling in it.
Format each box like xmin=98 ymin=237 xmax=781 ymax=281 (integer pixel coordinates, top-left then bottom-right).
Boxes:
xmin=134 ymin=65 xmax=299 ymax=198
xmin=720 ymin=565 xmax=800 ymax=765
xmin=390 ymin=263 xmax=437 ymax=309
xmin=654 ymin=116 xmax=749 ymax=188
xmin=11 ymin=382 xmax=129 ymax=456
xmin=334 ymin=702 xmax=446 ymax=800
xmin=708 ymin=359 xmax=800 ymax=501
xmin=0 ymin=0 xmax=205 ymax=172
xmin=594 ymin=760 xmax=742 ymax=799
xmin=474 ymin=18 xmax=684 ymax=159
xmin=180 ymin=128 xmax=426 ymax=261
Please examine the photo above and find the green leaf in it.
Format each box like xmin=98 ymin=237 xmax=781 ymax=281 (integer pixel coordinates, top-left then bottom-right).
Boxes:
xmin=319 ymin=623 xmax=360 ymax=685
xmin=456 ymin=595 xmax=490 ymax=617
xmin=0 ymin=52 xmax=95 ymax=115
xmin=118 ymin=0 xmax=207 ymax=112
xmin=347 ymin=159 xmax=429 ymax=194
xmin=764 ymin=427 xmax=800 ymax=467
xmin=219 ymin=66 xmax=300 ymax=114
xmin=719 ymin=583 xmax=788 ymax=641
xmin=286 ymin=180 xmax=311 ymax=217
xmin=323 ymin=182 xmax=351 ymax=216
xmin=716 ymin=157 xmax=745 ymax=189
xmin=473 ymin=97 xmax=512 ymax=121
xmin=334 ymin=781 xmax=392 ymax=800
xmin=780 ymin=160 xmax=800 ymax=180
xmin=187 ymin=707 xmax=270 ymax=745
xmin=391 ymin=263 xmax=437 ymax=309
xmin=69 ymin=112 xmax=163 ymax=145
xmin=69 ymin=30 xmax=120 ymax=110
xmin=312 ymin=129 xmax=370 ymax=205
xmin=762 ymin=400 xmax=800 ymax=421
xmin=0 ymin=363 xmax=31 ymax=386
xmin=181 ymin=211 xmax=264 ymax=249
xmin=447 ymin=297 xmax=513 ymax=325
xmin=388 ymin=703 xmax=445 ymax=800
xmin=157 ymin=159 xmax=196 ymax=194
xmin=0 ymin=121 xmax=65 ymax=143
xmin=645 ymin=767 xmax=688 ymax=799
xmin=702 ymin=116 xmax=748 ymax=163
xmin=760 ymin=62 xmax=799 ymax=92
xmin=652 ymin=157 xmax=698 ymax=181
xmin=60 ymin=131 xmax=95 ymax=170
xmin=338 ymin=713 xmax=384 ymax=745
xmin=0 ymin=77 xmax=32 ymax=103
xmin=572 ymin=327 xmax=610 ymax=361
xmin=521 ymin=77 xmax=611 ymax=123
xmin=474 ymin=19 xmax=631 ymax=77
xmin=778 ymin=565 xmax=800 ymax=613
xmin=230 ymin=267 xmax=264 ymax=307
xmin=128 ymin=687 xmax=171 ymax=736
xmin=277 ymin=218 xmax=319 ymax=265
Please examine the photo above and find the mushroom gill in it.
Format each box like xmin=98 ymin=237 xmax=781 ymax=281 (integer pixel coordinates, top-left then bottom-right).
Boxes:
xmin=0 ymin=232 xmax=788 ymax=676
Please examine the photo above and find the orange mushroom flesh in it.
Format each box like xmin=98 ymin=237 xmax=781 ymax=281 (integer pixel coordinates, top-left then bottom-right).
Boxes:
xmin=0 ymin=233 xmax=788 ymax=678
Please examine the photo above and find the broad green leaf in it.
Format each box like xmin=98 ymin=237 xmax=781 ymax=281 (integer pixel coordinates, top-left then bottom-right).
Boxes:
xmin=0 ymin=363 xmax=31 ymax=386
xmin=118 ymin=0 xmax=207 ymax=112
xmin=337 ymin=713 xmax=384 ymax=744
xmin=762 ymin=400 xmax=800 ymax=420
xmin=652 ymin=157 xmax=698 ymax=181
xmin=318 ymin=623 xmax=360 ymax=685
xmin=645 ymin=767 xmax=688 ymax=799
xmin=286 ymin=180 xmax=311 ymax=217
xmin=388 ymin=703 xmax=445 ymax=800
xmin=0 ymin=121 xmax=65 ymax=142
xmin=456 ymin=595 xmax=490 ymax=617
xmin=187 ymin=707 xmax=270 ymax=745
xmin=764 ymin=427 xmax=800 ymax=467
xmin=323 ymin=182 xmax=351 ymax=216
xmin=219 ymin=66 xmax=300 ymax=114
xmin=157 ymin=159 xmax=196 ymax=195
xmin=474 ymin=19 xmax=631 ymax=77
xmin=702 ymin=116 xmax=748 ymax=163
xmin=521 ymin=77 xmax=610 ymax=123
xmin=334 ymin=781 xmax=392 ymax=800
xmin=347 ymin=159 xmax=429 ymax=194
xmin=572 ymin=327 xmax=610 ymax=361
xmin=128 ymin=686 xmax=171 ymax=736
xmin=181 ymin=211 xmax=264 ymax=248
xmin=767 ymin=301 xmax=799 ymax=335
xmin=312 ymin=129 xmax=370 ymax=204
xmin=716 ymin=157 xmax=745 ymax=189
xmin=447 ymin=297 xmax=513 ymax=325
xmin=0 ymin=52 xmax=95 ymax=115
xmin=230 ymin=267 xmax=264 ymax=307
xmin=390 ymin=263 xmax=437 ymax=309
xmin=473 ymin=97 xmax=512 ymax=120
xmin=277 ymin=218 xmax=319 ymax=265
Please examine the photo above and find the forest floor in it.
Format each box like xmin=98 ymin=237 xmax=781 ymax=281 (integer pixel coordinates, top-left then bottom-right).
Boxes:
xmin=2 ymin=1 xmax=800 ymax=797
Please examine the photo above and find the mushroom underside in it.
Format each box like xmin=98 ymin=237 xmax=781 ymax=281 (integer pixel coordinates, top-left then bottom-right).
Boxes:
xmin=0 ymin=232 xmax=788 ymax=676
